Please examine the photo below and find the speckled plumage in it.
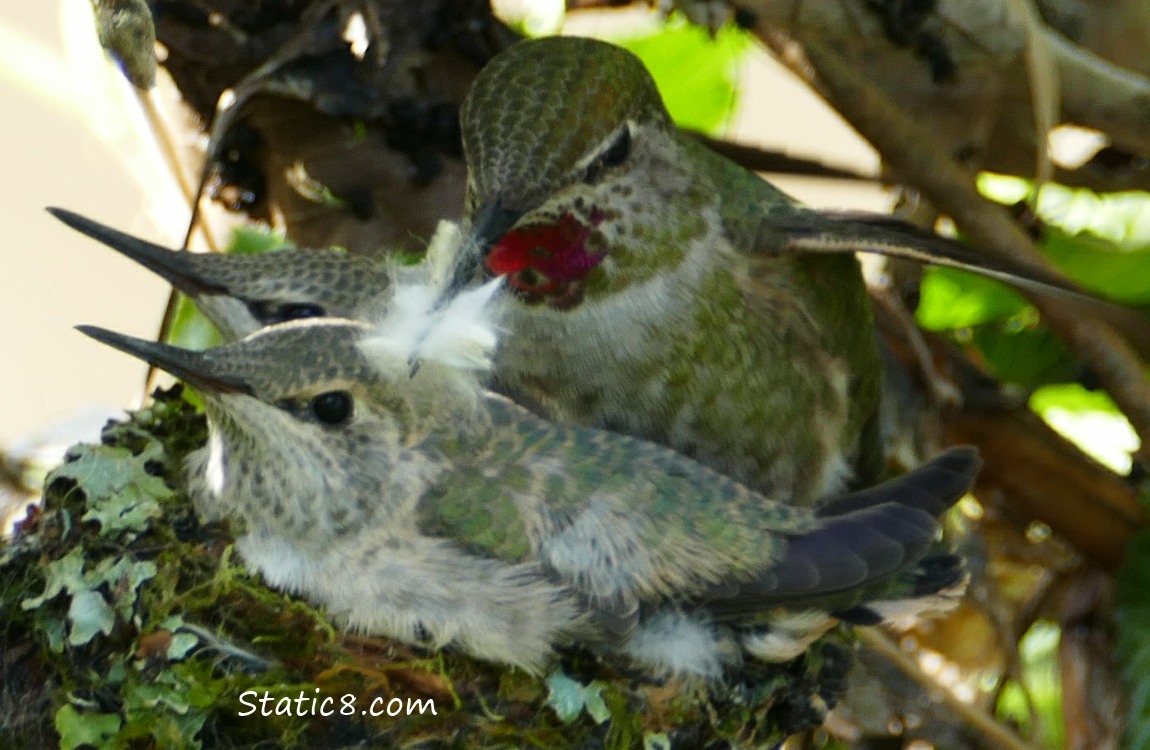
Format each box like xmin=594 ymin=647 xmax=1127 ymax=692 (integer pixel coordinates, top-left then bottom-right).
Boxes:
xmin=79 ymin=317 xmax=977 ymax=677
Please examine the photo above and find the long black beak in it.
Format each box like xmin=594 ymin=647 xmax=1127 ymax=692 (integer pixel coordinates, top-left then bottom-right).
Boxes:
xmin=48 ymin=207 xmax=229 ymax=296
xmin=436 ymin=198 xmax=523 ymax=305
xmin=471 ymin=198 xmax=523 ymax=256
xmin=77 ymin=325 xmax=253 ymax=395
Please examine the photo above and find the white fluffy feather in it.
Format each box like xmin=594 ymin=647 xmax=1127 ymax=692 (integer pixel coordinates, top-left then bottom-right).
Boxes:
xmin=358 ymin=219 xmax=505 ymax=375
xmin=359 ymin=276 xmax=504 ymax=371
xmin=419 ymin=276 xmax=504 ymax=369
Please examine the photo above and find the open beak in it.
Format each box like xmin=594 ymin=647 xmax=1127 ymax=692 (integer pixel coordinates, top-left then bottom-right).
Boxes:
xmin=48 ymin=207 xmax=230 ymax=296
xmin=77 ymin=325 xmax=253 ymax=395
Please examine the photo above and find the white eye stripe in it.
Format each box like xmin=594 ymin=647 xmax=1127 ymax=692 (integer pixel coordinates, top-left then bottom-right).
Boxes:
xmin=577 ymin=120 xmax=637 ymax=178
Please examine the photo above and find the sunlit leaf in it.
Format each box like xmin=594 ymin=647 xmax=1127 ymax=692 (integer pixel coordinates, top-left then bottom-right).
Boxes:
xmin=168 ymin=294 xmax=222 ymax=352
xmin=614 ymin=21 xmax=751 ymax=135
xmin=976 ymin=174 xmax=1150 ymax=303
xmin=996 ymin=622 xmax=1064 ymax=749
xmin=917 ymin=267 xmax=1030 ymax=330
xmin=924 ymin=174 xmax=1149 ymax=471
xmin=1030 ymin=383 xmax=1122 ymax=415
xmin=1031 ymin=384 xmax=1137 ymax=473
xmin=228 ymin=226 xmax=291 ymax=256
xmin=1040 ymin=227 xmax=1150 ymax=304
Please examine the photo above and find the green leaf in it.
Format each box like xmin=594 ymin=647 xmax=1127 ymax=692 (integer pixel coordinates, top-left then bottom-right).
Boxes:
xmin=976 ymin=174 xmax=1150 ymax=304
xmin=917 ymin=267 xmax=1083 ymax=388
xmin=67 ymin=589 xmax=116 ymax=645
xmin=56 ymin=704 xmax=121 ymax=750
xmin=917 ymin=267 xmax=1030 ymax=330
xmin=169 ymin=293 xmax=222 ymax=352
xmin=934 ymin=177 xmax=1150 ymax=401
xmin=971 ymin=326 xmax=1079 ymax=388
xmin=1030 ymin=383 xmax=1122 ymax=415
xmin=545 ymin=672 xmax=610 ymax=725
xmin=546 ymin=672 xmax=586 ymax=724
xmin=227 ymin=226 xmax=291 ymax=255
xmin=1031 ymin=384 xmax=1137 ymax=474
xmin=22 ymin=547 xmax=87 ymax=609
xmin=614 ymin=21 xmax=752 ymax=135
xmin=995 ymin=622 xmax=1064 ymax=749
xmin=1042 ymin=226 xmax=1150 ymax=304
xmin=979 ymin=174 xmax=1150 ymax=245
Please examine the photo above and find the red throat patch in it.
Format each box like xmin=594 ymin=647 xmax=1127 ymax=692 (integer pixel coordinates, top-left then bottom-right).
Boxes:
xmin=485 ymin=212 xmax=606 ymax=307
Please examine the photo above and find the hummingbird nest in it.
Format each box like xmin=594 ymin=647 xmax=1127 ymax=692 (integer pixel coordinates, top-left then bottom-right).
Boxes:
xmin=1 ymin=386 xmax=858 ymax=749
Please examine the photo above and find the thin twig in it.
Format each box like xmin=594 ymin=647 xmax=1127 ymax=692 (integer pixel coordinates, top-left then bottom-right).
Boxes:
xmin=137 ymin=89 xmax=199 ymax=209
xmin=134 ymin=87 xmax=222 ymax=395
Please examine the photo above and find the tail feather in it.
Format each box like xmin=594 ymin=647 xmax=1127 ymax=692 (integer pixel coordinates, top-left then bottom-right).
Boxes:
xmin=816 ymin=446 xmax=979 ymax=518
xmin=708 ymin=448 xmax=978 ymax=616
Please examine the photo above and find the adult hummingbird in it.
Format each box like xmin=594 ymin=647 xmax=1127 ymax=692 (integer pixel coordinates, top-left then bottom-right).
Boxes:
xmin=449 ymin=35 xmax=1091 ymax=504
xmin=77 ymin=284 xmax=977 ymax=676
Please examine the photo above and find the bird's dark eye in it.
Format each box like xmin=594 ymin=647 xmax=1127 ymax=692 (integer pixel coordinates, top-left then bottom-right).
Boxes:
xmin=249 ymin=301 xmax=327 ymax=325
xmin=310 ymin=391 xmax=353 ymax=426
xmin=584 ymin=126 xmax=632 ymax=183
xmin=600 ymin=126 xmax=631 ymax=168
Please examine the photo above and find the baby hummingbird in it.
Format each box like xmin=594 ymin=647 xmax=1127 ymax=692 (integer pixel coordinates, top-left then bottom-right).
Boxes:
xmin=78 ymin=277 xmax=976 ymax=677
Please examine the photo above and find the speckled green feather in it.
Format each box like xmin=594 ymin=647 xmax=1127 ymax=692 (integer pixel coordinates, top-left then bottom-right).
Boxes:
xmin=421 ymin=397 xmax=814 ymax=580
xmin=462 ymin=37 xmax=669 ymax=215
